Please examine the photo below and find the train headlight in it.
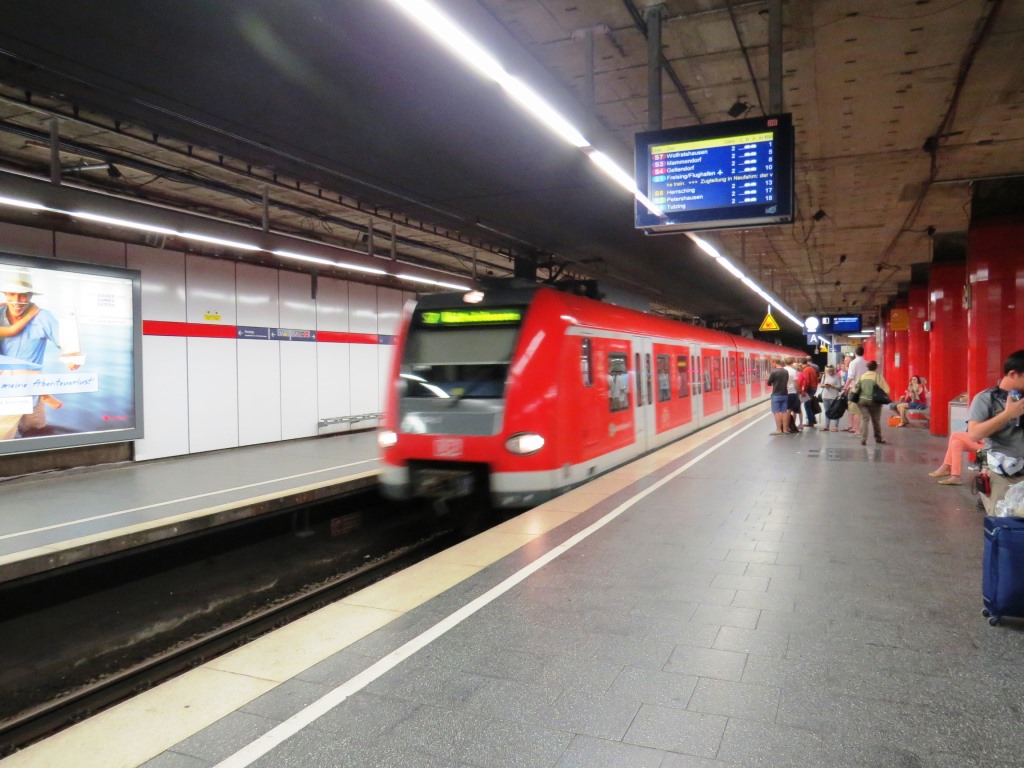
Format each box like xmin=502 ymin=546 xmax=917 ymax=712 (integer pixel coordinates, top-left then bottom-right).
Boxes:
xmin=378 ymin=429 xmax=398 ymax=449
xmin=505 ymin=432 xmax=545 ymax=455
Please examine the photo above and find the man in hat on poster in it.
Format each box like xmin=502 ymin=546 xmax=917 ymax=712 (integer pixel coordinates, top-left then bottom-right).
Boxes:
xmin=0 ymin=269 xmax=85 ymax=438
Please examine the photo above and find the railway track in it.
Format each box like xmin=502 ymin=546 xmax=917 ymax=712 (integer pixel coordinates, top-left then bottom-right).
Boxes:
xmin=0 ymin=492 xmax=470 ymax=756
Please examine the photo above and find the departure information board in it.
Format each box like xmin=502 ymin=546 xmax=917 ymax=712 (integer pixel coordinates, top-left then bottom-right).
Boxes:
xmin=635 ymin=114 xmax=794 ymax=233
xmin=649 ymin=132 xmax=777 ymax=212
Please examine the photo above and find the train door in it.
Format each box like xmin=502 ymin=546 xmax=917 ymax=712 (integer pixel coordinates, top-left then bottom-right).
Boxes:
xmin=633 ymin=338 xmax=654 ymax=453
xmin=733 ymin=350 xmax=747 ymax=406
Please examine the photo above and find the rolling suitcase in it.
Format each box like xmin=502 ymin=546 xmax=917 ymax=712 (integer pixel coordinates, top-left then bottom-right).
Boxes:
xmin=982 ymin=516 xmax=1024 ymax=625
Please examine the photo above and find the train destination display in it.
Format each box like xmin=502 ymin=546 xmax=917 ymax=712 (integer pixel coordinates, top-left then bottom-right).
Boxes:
xmin=634 ymin=114 xmax=794 ymax=233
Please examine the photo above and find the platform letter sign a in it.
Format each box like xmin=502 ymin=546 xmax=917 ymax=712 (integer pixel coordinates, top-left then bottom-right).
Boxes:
xmin=759 ymin=313 xmax=780 ymax=332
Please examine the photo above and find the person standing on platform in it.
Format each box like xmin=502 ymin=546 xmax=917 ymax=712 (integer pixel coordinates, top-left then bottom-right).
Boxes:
xmin=853 ymin=360 xmax=889 ymax=445
xmin=799 ymin=360 xmax=820 ymax=428
xmin=844 ymin=346 xmax=868 ymax=434
xmin=966 ymin=350 xmax=1024 ymax=513
xmin=784 ymin=356 xmax=802 ymax=432
xmin=767 ymin=358 xmax=790 ymax=435
xmin=819 ymin=364 xmax=843 ymax=431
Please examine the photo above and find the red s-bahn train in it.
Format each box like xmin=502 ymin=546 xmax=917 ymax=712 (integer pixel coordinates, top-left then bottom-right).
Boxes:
xmin=378 ymin=282 xmax=804 ymax=508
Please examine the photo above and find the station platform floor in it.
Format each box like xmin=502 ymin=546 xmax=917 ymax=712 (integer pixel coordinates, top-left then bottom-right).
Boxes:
xmin=8 ymin=406 xmax=1024 ymax=768
xmin=0 ymin=431 xmax=379 ymax=585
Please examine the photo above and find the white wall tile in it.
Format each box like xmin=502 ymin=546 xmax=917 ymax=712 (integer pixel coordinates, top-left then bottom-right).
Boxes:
xmin=187 ymin=338 xmax=239 ymax=453
xmin=55 ymin=232 xmax=126 ymax=268
xmin=348 ymin=282 xmax=378 ymax=333
xmin=134 ymin=336 xmax=189 ymax=460
xmin=127 ymin=246 xmax=185 ymax=321
xmin=281 ymin=342 xmax=318 ymax=439
xmin=186 ymin=255 xmax=236 ymax=325
xmin=238 ymin=339 xmax=282 ymax=446
xmin=0 ymin=222 xmax=54 ymax=258
xmin=315 ymin=277 xmax=349 ymax=332
xmin=317 ymin=344 xmax=351 ymax=434
xmin=236 ymin=263 xmax=280 ymax=328
xmin=279 ymin=271 xmax=316 ymax=330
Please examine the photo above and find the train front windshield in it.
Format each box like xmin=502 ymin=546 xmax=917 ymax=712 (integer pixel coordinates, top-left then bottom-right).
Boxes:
xmin=401 ymin=307 xmax=524 ymax=399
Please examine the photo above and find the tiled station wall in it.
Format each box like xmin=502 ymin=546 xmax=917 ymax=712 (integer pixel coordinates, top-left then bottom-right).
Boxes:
xmin=0 ymin=223 xmax=415 ymax=461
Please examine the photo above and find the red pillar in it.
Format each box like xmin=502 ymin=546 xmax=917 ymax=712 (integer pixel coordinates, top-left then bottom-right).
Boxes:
xmin=907 ymin=285 xmax=929 ymax=386
xmin=883 ymin=312 xmax=897 ymax=389
xmin=967 ymin=218 xmax=1024 ymax=396
xmin=928 ymin=263 xmax=968 ymax=436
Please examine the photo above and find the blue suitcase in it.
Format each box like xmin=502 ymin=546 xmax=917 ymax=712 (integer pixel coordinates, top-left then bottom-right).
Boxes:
xmin=982 ymin=516 xmax=1024 ymax=625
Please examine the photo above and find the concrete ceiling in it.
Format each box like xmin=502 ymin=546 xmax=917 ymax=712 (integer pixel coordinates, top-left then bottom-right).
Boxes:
xmin=0 ymin=0 xmax=1019 ymax=333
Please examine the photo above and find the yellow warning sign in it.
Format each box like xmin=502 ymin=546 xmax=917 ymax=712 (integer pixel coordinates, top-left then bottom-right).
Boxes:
xmin=759 ymin=313 xmax=780 ymax=332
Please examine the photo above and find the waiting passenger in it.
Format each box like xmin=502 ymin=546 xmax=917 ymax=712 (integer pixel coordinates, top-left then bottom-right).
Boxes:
xmin=853 ymin=360 xmax=889 ymax=445
xmin=784 ymin=356 xmax=801 ymax=432
xmin=844 ymin=346 xmax=868 ymax=434
xmin=929 ymin=432 xmax=985 ymax=486
xmin=818 ymin=364 xmax=843 ymax=431
xmin=895 ymin=375 xmax=928 ymax=426
xmin=767 ymin=358 xmax=790 ymax=435
xmin=965 ymin=349 xmax=1024 ymax=512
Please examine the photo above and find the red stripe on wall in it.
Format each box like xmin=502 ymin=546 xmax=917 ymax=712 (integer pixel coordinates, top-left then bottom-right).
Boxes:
xmin=143 ymin=320 xmax=237 ymax=338
xmin=317 ymin=331 xmax=380 ymax=344
xmin=142 ymin=322 xmax=382 ymax=344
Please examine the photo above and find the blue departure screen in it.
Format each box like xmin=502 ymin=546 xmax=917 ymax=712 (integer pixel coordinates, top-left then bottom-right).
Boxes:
xmin=649 ymin=131 xmax=776 ymax=215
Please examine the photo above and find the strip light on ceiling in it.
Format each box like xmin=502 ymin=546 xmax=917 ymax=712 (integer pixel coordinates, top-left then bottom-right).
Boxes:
xmin=0 ymin=193 xmax=469 ymax=290
xmin=388 ymin=0 xmax=807 ymax=330
xmin=687 ymin=233 xmax=802 ymax=328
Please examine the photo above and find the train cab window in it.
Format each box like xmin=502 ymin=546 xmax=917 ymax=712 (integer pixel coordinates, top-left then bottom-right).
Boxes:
xmin=656 ymin=354 xmax=670 ymax=402
xmin=635 ymin=352 xmax=643 ymax=406
xmin=675 ymin=354 xmax=689 ymax=398
xmin=400 ymin=307 xmax=523 ymax=399
xmin=608 ymin=353 xmax=630 ymax=412
xmin=581 ymin=337 xmax=593 ymax=387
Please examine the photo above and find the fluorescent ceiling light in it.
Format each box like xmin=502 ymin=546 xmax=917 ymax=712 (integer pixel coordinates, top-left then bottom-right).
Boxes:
xmin=0 ymin=195 xmax=46 ymax=211
xmin=687 ymin=234 xmax=721 ymax=259
xmin=70 ymin=210 xmax=177 ymax=236
xmin=715 ymin=256 xmax=744 ymax=279
xmin=388 ymin=0 xmax=505 ymax=82
xmin=273 ymin=249 xmax=336 ymax=267
xmin=273 ymin=250 xmax=388 ymax=275
xmin=500 ymin=77 xmax=589 ymax=148
xmin=588 ymin=151 xmax=636 ymax=194
xmin=181 ymin=232 xmax=260 ymax=251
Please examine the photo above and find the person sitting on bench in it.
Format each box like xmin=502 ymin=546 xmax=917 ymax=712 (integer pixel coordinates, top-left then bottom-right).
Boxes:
xmin=895 ymin=375 xmax=928 ymax=426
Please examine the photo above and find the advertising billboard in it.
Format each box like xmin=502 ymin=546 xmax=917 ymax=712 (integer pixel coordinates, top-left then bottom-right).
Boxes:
xmin=0 ymin=253 xmax=143 ymax=454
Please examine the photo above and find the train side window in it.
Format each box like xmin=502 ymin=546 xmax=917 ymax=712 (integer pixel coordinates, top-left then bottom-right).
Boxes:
xmin=692 ymin=355 xmax=702 ymax=395
xmin=581 ymin=338 xmax=593 ymax=387
xmin=635 ymin=352 xmax=643 ymax=406
xmin=608 ymin=353 xmax=630 ymax=412
xmin=645 ymin=353 xmax=653 ymax=405
xmin=655 ymin=354 xmax=671 ymax=403
xmin=675 ymin=354 xmax=689 ymax=398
